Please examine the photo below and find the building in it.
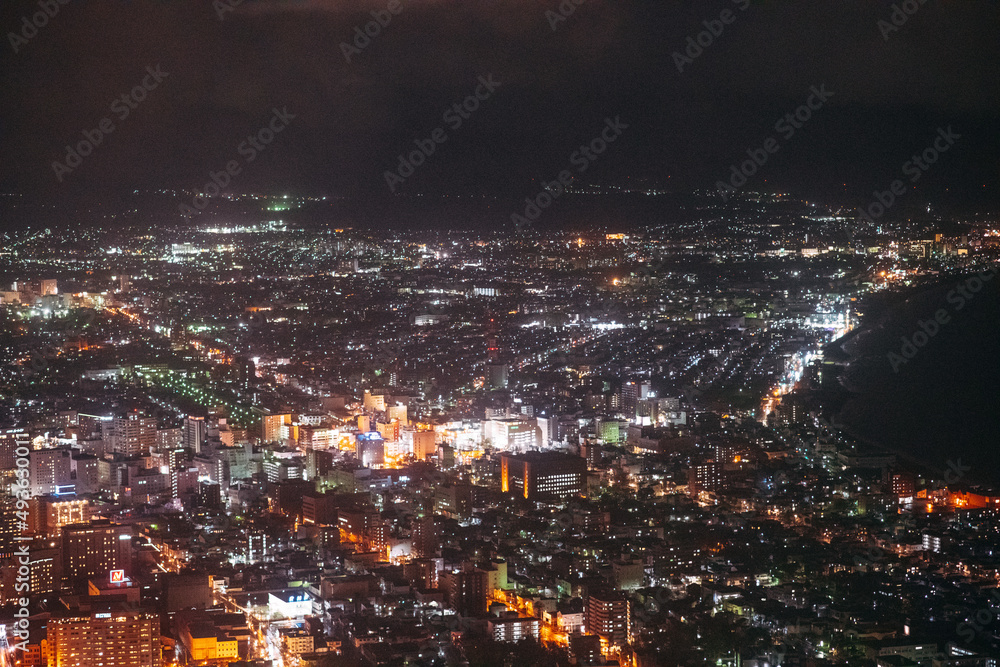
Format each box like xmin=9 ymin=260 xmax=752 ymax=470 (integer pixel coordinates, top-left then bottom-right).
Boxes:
xmin=888 ymin=471 xmax=916 ymax=497
xmin=29 ymin=447 xmax=76 ymax=496
xmin=61 ymin=520 xmax=132 ymax=585
xmin=586 ymin=592 xmax=630 ymax=647
xmin=488 ymin=612 xmax=540 ymax=642
xmin=298 ymin=425 xmax=338 ymax=449
xmin=484 ymin=418 xmax=538 ymax=451
xmin=387 ymin=404 xmax=408 ymax=425
xmin=687 ymin=461 xmax=725 ymax=495
xmin=182 ymin=628 xmax=239 ymax=663
xmin=47 ymin=610 xmax=160 ymax=667
xmin=163 ymin=573 xmax=213 ymax=612
xmin=302 ymin=492 xmax=339 ymax=526
xmin=569 ymin=634 xmax=603 ymax=666
xmin=111 ymin=412 xmax=157 ymax=456
xmin=0 ymin=428 xmax=29 ymax=469
xmin=183 ymin=416 xmax=206 ymax=454
xmin=487 ymin=363 xmax=508 ymax=390
xmin=376 ymin=420 xmax=400 ymax=443
xmin=269 ymin=590 xmax=312 ymax=618
xmin=411 ymin=515 xmax=437 ymax=558
xmin=499 ymin=451 xmax=586 ymax=501
xmin=412 ymin=431 xmax=436 ymax=460
xmin=281 ymin=630 xmax=315 ymax=655
xmin=440 ymin=568 xmax=488 ymax=616
xmin=31 ymin=495 xmax=90 ymax=536
xmin=363 ymin=390 xmax=387 ymax=412
xmin=0 ymin=495 xmax=20 ymax=559
xmin=28 ymin=546 xmax=61 ymax=595
xmin=261 ymin=413 xmax=290 ymax=443
xmin=357 ymin=432 xmax=385 ymax=467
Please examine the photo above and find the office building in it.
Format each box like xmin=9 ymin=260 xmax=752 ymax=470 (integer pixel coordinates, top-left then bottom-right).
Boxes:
xmin=61 ymin=520 xmax=132 ymax=585
xmin=111 ymin=412 xmax=157 ymax=456
xmin=500 ymin=451 xmax=586 ymax=501
xmin=48 ymin=610 xmax=160 ymax=667
xmin=29 ymin=447 xmax=75 ymax=496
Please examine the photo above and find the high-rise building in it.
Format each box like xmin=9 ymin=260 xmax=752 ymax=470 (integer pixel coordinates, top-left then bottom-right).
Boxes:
xmin=687 ymin=462 xmax=726 ymax=495
xmin=487 ymin=363 xmax=508 ymax=390
xmin=29 ymin=447 xmax=75 ymax=496
xmin=440 ymin=568 xmax=488 ymax=616
xmin=411 ymin=515 xmax=437 ymax=558
xmin=586 ymin=592 xmax=630 ymax=647
xmin=0 ymin=496 xmax=18 ymax=559
xmin=387 ymin=404 xmax=408 ymax=425
xmin=29 ymin=546 xmax=61 ymax=595
xmin=412 ymin=431 xmax=436 ymax=460
xmin=261 ymin=413 xmax=290 ymax=443
xmin=111 ymin=412 xmax=157 ymax=456
xmin=0 ymin=428 xmax=29 ymax=469
xmin=48 ymin=609 xmax=160 ymax=667
xmin=376 ymin=419 xmax=400 ymax=443
xmin=61 ymin=520 xmax=132 ymax=585
xmin=499 ymin=451 xmax=586 ymax=501
xmin=887 ymin=470 xmax=916 ymax=497
xmin=357 ymin=432 xmax=385 ymax=467
xmin=183 ymin=416 xmax=206 ymax=454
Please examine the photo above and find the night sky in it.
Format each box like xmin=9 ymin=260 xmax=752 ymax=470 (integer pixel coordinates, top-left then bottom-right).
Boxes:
xmin=2 ymin=0 xmax=998 ymax=218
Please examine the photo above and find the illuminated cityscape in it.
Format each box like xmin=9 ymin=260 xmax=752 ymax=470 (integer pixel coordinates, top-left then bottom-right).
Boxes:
xmin=2 ymin=1 xmax=999 ymax=666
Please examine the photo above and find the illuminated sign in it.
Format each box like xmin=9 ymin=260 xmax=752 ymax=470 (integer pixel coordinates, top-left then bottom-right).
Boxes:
xmin=110 ymin=570 xmax=125 ymax=583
